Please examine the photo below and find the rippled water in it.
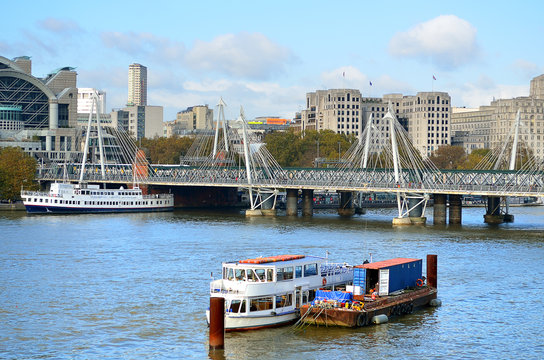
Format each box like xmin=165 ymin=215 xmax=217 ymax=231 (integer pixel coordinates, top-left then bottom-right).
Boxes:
xmin=1 ymin=206 xmax=544 ymax=359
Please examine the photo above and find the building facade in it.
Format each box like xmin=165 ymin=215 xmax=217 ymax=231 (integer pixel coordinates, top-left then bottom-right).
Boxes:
xmin=111 ymin=105 xmax=163 ymax=140
xmin=451 ymin=74 xmax=544 ymax=159
xmin=0 ymin=55 xmax=79 ymax=158
xmin=78 ymin=88 xmax=106 ymax=114
xmin=128 ymin=63 xmax=147 ymax=106
xmin=300 ymin=89 xmax=363 ymax=136
xmin=164 ymin=105 xmax=213 ymax=137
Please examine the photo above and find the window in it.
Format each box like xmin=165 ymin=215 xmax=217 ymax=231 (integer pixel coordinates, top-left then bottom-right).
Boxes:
xmin=255 ymin=268 xmax=266 ymax=281
xmin=277 ymin=267 xmax=294 ymax=281
xmin=235 ymin=269 xmax=246 ymax=281
xmin=295 ymin=266 xmax=302 ymax=278
xmin=276 ymin=294 xmax=293 ymax=308
xmin=250 ymin=297 xmax=273 ymax=312
xmin=228 ymin=299 xmax=246 ymax=313
xmin=304 ymin=263 xmax=318 ymax=276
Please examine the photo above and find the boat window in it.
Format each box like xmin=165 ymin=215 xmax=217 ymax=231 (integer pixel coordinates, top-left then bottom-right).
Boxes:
xmin=228 ymin=299 xmax=246 ymax=313
xmin=255 ymin=268 xmax=266 ymax=282
xmin=235 ymin=269 xmax=246 ymax=281
xmin=250 ymin=297 xmax=273 ymax=312
xmin=295 ymin=266 xmax=302 ymax=278
xmin=276 ymin=294 xmax=293 ymax=308
xmin=247 ymin=269 xmax=259 ymax=282
xmin=45 ymin=199 xmax=48 ymax=203
xmin=277 ymin=267 xmax=293 ymax=281
xmin=304 ymin=263 xmax=318 ymax=277
xmin=267 ymin=269 xmax=274 ymax=282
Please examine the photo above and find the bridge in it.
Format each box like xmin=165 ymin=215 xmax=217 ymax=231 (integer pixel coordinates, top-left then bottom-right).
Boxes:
xmin=36 ymin=100 xmax=544 ymax=225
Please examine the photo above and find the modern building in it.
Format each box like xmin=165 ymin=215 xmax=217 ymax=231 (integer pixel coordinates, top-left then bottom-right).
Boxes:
xmin=164 ymin=105 xmax=213 ymax=137
xmin=299 ymin=89 xmax=363 ymax=136
xmin=127 ymin=63 xmax=147 ymax=106
xmin=451 ymin=74 xmax=544 ymax=159
xmin=0 ymin=55 xmax=79 ymax=158
xmin=111 ymin=105 xmax=163 ymax=140
xmin=78 ymin=88 xmax=106 ymax=114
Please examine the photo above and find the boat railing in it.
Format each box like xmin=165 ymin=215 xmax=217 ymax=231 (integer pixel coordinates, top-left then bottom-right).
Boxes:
xmin=320 ymin=263 xmax=353 ymax=277
xmin=142 ymin=193 xmax=173 ymax=200
xmin=21 ymin=190 xmax=48 ymax=197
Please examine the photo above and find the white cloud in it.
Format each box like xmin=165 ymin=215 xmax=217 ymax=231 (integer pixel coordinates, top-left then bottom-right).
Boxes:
xmin=183 ymin=79 xmax=232 ymax=92
xmin=511 ymin=59 xmax=542 ymax=79
xmin=37 ymin=18 xmax=82 ymax=34
xmin=184 ymin=32 xmax=295 ymax=80
xmin=450 ymin=77 xmax=527 ymax=108
xmin=389 ymin=15 xmax=479 ymax=69
xmin=101 ymin=32 xmax=185 ymax=63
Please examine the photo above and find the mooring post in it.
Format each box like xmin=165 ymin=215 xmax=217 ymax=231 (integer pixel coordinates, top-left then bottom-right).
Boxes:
xmin=209 ymin=297 xmax=225 ymax=350
xmin=427 ymin=254 xmax=437 ymax=289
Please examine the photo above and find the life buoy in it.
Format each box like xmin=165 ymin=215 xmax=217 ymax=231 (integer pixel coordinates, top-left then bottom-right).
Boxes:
xmin=371 ymin=292 xmax=378 ymax=300
xmin=322 ymin=277 xmax=327 ymax=286
xmin=416 ymin=278 xmax=424 ymax=287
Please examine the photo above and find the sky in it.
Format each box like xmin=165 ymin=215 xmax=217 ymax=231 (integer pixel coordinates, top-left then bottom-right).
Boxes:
xmin=2 ymin=0 xmax=543 ymax=122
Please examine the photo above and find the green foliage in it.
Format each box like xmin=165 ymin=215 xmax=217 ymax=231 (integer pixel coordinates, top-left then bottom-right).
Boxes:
xmin=428 ymin=145 xmax=467 ymax=169
xmin=264 ymin=129 xmax=355 ymax=167
xmin=140 ymin=136 xmax=194 ymax=164
xmin=459 ymin=148 xmax=490 ymax=169
xmin=0 ymin=147 xmax=38 ymax=201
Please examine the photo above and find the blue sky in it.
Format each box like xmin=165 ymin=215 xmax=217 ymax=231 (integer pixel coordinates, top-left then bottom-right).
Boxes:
xmin=2 ymin=0 xmax=543 ymax=121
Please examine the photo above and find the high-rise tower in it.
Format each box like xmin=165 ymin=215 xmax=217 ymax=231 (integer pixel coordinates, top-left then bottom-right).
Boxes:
xmin=127 ymin=63 xmax=147 ymax=106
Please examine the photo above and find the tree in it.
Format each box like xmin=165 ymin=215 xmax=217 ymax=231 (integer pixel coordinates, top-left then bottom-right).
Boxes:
xmin=428 ymin=145 xmax=466 ymax=169
xmin=0 ymin=147 xmax=38 ymax=201
xmin=140 ymin=135 xmax=194 ymax=164
xmin=459 ymin=148 xmax=490 ymax=169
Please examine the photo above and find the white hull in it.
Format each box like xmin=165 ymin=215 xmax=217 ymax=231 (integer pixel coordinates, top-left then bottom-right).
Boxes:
xmin=206 ymin=309 xmax=297 ymax=331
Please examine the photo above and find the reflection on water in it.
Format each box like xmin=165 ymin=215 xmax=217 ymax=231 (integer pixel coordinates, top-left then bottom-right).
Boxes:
xmin=1 ymin=206 xmax=543 ymax=359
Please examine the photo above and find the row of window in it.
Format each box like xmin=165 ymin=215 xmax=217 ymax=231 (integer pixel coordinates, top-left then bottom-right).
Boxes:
xmin=26 ymin=197 xmax=163 ymax=206
xmin=224 ymin=263 xmax=319 ymax=282
xmin=337 ymin=124 xmax=359 ymax=129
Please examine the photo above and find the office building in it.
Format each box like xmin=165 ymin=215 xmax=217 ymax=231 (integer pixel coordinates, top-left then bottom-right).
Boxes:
xmin=78 ymin=88 xmax=106 ymax=114
xmin=451 ymin=74 xmax=544 ymax=159
xmin=128 ymin=63 xmax=147 ymax=106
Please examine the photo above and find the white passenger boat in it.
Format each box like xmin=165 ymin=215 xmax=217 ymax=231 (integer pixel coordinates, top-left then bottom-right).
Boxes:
xmin=207 ymin=254 xmax=353 ymax=331
xmin=21 ymin=183 xmax=173 ymax=214
xmin=20 ymin=90 xmax=174 ymax=214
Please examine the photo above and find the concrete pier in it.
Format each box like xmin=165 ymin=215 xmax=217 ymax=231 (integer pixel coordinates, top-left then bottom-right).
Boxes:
xmin=484 ymin=196 xmax=504 ymax=224
xmin=302 ymin=189 xmax=314 ymax=217
xmin=260 ymin=195 xmax=276 ymax=216
xmin=338 ymin=191 xmax=355 ymax=217
xmin=433 ymin=194 xmax=447 ymax=225
xmin=449 ymin=194 xmax=462 ymax=224
xmin=408 ymin=197 xmax=426 ymax=225
xmin=286 ymin=189 xmax=298 ymax=216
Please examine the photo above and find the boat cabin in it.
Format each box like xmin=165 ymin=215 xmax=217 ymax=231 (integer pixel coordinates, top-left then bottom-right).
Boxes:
xmin=354 ymin=258 xmax=422 ymax=296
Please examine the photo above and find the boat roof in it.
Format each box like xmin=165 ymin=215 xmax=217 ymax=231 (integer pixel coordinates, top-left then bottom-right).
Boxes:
xmin=355 ymin=258 xmax=420 ymax=269
xmin=226 ymin=255 xmax=324 ymax=267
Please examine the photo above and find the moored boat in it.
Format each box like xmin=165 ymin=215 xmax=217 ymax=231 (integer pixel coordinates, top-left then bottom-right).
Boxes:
xmin=298 ymin=255 xmax=439 ymax=328
xmin=207 ymin=254 xmax=353 ymax=331
xmin=21 ymin=183 xmax=173 ymax=214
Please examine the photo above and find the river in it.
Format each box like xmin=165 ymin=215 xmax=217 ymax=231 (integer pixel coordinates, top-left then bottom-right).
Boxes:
xmin=1 ymin=206 xmax=543 ymax=359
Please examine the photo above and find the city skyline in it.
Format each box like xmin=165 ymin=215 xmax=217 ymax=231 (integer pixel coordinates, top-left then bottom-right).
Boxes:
xmin=1 ymin=0 xmax=543 ymax=121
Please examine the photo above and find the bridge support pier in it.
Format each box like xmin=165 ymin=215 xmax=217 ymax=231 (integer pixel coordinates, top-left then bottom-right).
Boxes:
xmin=484 ymin=196 xmax=505 ymax=224
xmin=286 ymin=189 xmax=298 ymax=216
xmin=433 ymin=194 xmax=447 ymax=225
xmin=449 ymin=194 xmax=462 ymax=224
xmin=260 ymin=195 xmax=276 ymax=216
xmin=338 ymin=191 xmax=355 ymax=217
xmin=408 ymin=197 xmax=426 ymax=225
xmin=302 ymin=189 xmax=314 ymax=217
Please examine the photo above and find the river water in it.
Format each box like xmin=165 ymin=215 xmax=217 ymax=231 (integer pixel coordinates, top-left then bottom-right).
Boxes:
xmin=1 ymin=206 xmax=544 ymax=359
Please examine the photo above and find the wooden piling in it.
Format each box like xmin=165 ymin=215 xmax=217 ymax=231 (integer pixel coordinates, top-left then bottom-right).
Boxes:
xmin=427 ymin=254 xmax=437 ymax=289
xmin=209 ymin=297 xmax=225 ymax=350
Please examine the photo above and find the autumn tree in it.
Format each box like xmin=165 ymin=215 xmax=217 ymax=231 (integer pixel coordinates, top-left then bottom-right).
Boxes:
xmin=428 ymin=145 xmax=466 ymax=169
xmin=0 ymin=147 xmax=38 ymax=201
xmin=459 ymin=148 xmax=491 ymax=169
xmin=140 ymin=135 xmax=194 ymax=164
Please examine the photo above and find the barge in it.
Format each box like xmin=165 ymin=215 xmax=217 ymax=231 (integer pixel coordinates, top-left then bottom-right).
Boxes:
xmin=298 ymin=254 xmax=439 ymax=327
